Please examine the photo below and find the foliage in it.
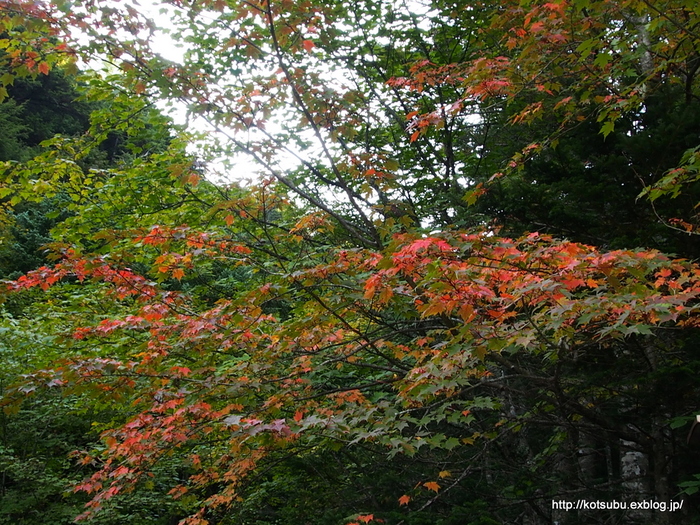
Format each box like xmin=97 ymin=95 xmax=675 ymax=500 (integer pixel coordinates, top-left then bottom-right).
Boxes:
xmin=3 ymin=1 xmax=700 ymax=524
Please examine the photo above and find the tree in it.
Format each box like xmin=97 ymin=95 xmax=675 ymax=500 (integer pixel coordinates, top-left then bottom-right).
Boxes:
xmin=0 ymin=22 xmax=206 ymax=522
xmin=3 ymin=1 xmax=700 ymax=524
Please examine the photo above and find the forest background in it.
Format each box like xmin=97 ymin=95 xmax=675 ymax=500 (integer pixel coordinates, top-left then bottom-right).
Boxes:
xmin=2 ymin=0 xmax=700 ymax=524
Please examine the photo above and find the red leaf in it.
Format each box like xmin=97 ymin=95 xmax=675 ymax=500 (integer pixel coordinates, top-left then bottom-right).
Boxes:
xmin=561 ymin=277 xmax=585 ymax=290
xmin=302 ymin=39 xmax=315 ymax=52
xmin=544 ymin=2 xmax=565 ymax=13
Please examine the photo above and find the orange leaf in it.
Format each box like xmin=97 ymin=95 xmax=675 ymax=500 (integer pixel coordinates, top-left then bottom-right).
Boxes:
xmin=378 ymin=286 xmax=393 ymax=304
xmin=586 ymin=278 xmax=600 ymax=288
xmin=38 ymin=62 xmax=50 ymax=75
xmin=172 ymin=268 xmax=185 ymax=280
xmin=358 ymin=515 xmax=374 ymax=523
xmin=398 ymin=494 xmax=411 ymax=506
xmin=302 ymin=39 xmax=315 ymax=52
xmin=423 ymin=481 xmax=440 ymax=492
xmin=168 ymin=485 xmax=188 ymax=499
xmin=458 ymin=303 xmax=474 ymax=322
xmin=562 ymin=277 xmax=585 ymax=290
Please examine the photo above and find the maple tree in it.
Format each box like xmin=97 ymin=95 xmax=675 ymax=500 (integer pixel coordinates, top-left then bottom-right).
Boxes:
xmin=3 ymin=0 xmax=700 ymax=524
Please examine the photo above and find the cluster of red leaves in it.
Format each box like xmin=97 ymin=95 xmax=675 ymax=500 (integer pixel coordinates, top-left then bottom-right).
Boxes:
xmin=0 ymin=0 xmax=79 ymax=89
xmin=10 ymin=229 xmax=700 ymax=519
xmin=359 ymin=232 xmax=700 ymax=401
xmin=5 ymin=227 xmax=700 ymax=523
xmin=388 ymin=57 xmax=511 ymax=142
xmin=10 ymin=251 xmax=161 ymax=300
xmin=386 ymin=0 xmax=700 ymax=163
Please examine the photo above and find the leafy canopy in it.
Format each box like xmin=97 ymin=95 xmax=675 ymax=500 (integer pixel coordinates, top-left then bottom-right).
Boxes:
xmin=2 ymin=0 xmax=700 ymax=524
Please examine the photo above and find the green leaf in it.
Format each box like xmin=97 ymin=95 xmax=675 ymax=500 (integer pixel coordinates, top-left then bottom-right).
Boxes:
xmin=600 ymin=120 xmax=615 ymax=138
